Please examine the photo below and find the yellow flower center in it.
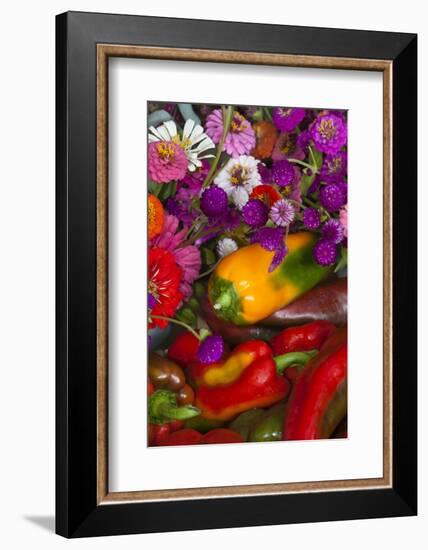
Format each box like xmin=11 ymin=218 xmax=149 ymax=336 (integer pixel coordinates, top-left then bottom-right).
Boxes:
xmin=328 ymin=156 xmax=342 ymax=174
xmin=319 ymin=119 xmax=337 ymax=140
xmin=229 ymin=165 xmax=247 ymax=186
xmin=230 ymin=112 xmax=246 ymax=133
xmin=156 ymin=141 xmax=176 ymax=160
xmin=172 ymin=134 xmax=191 ymax=150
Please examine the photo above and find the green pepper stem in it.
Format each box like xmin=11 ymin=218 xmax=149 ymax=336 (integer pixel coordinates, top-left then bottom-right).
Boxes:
xmin=158 ymin=402 xmax=200 ymax=421
xmin=274 ymin=350 xmax=318 ymax=375
xmin=149 ymin=389 xmax=201 ymax=424
xmin=213 ymin=292 xmax=232 ymax=311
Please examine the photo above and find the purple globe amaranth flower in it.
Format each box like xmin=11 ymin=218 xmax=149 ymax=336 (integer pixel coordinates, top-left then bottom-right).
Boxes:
xmin=258 ymin=163 xmax=272 ymax=183
xmin=310 ymin=113 xmax=347 ymax=154
xmin=272 ymin=107 xmax=306 ymax=132
xmin=272 ymin=159 xmax=295 ymax=187
xmin=200 ymin=185 xmax=228 ymax=218
xmin=313 ymin=239 xmax=337 ymax=267
xmin=242 ymin=199 xmax=269 ymax=228
xmin=320 ymin=151 xmax=347 ymax=183
xmin=197 ymin=334 xmax=224 ymax=365
xmin=321 ymin=219 xmax=344 ymax=244
xmin=303 ymin=207 xmax=321 ymax=230
xmin=319 ymin=183 xmax=347 ymax=212
xmin=251 ymin=227 xmax=287 ymax=272
xmin=270 ymin=199 xmax=295 ymax=227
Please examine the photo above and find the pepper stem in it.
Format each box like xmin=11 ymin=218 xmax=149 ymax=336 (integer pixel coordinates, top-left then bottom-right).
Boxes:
xmin=149 ymin=389 xmax=201 ymax=424
xmin=274 ymin=350 xmax=318 ymax=375
xmin=213 ymin=292 xmax=232 ymax=311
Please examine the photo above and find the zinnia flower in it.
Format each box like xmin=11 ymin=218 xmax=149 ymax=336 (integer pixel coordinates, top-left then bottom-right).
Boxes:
xmin=251 ymin=227 xmax=287 ymax=272
xmin=272 ymin=107 xmax=306 ymax=132
xmin=250 ymin=184 xmax=281 ymax=207
xmin=272 ymin=132 xmax=305 ymax=162
xmin=214 ymin=155 xmax=261 ymax=209
xmin=251 ymin=121 xmax=278 ymax=159
xmin=149 ymin=119 xmax=215 ymax=172
xmin=320 ymin=150 xmax=347 ymax=183
xmin=269 ymin=199 xmax=295 ymax=227
xmin=148 ymin=141 xmax=188 ymax=183
xmin=148 ymin=194 xmax=165 ymax=239
xmin=148 ymin=247 xmax=183 ymax=329
xmin=310 ymin=113 xmax=347 ymax=154
xmin=151 ymin=215 xmax=201 ymax=299
xmin=205 ymin=109 xmax=256 ymax=158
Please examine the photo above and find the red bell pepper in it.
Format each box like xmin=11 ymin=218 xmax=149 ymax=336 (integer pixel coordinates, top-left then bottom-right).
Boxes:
xmin=194 ymin=340 xmax=315 ymax=421
xmin=270 ymin=320 xmax=336 ymax=356
xmin=167 ymin=331 xmax=200 ymax=368
xmin=283 ymin=328 xmax=347 ymax=440
xmin=158 ymin=428 xmax=203 ymax=446
xmin=201 ymin=428 xmax=244 ymax=444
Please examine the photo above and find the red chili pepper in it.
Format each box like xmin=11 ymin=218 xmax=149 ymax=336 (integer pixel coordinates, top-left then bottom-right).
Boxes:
xmin=194 ymin=340 xmax=314 ymax=422
xmin=283 ymin=328 xmax=347 ymax=440
xmin=167 ymin=332 xmax=200 ymax=368
xmin=148 ymin=423 xmax=170 ymax=446
xmin=201 ymin=428 xmax=244 ymax=444
xmin=271 ymin=320 xmax=336 ymax=356
xmin=158 ymin=428 xmax=203 ymax=446
xmin=148 ymin=378 xmax=154 ymax=396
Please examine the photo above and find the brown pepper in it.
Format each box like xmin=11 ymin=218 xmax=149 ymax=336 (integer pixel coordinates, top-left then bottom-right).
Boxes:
xmin=149 ymin=353 xmax=185 ymax=392
xmin=177 ymin=384 xmax=195 ymax=406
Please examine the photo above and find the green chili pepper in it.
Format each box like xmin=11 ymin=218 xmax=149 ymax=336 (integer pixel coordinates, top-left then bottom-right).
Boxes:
xmin=248 ymin=403 xmax=285 ymax=442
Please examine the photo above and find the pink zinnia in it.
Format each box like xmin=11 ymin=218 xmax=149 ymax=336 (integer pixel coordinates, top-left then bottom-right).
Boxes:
xmin=205 ymin=109 xmax=256 ymax=158
xmin=151 ymin=215 xmax=201 ymax=299
xmin=148 ymin=141 xmax=188 ymax=183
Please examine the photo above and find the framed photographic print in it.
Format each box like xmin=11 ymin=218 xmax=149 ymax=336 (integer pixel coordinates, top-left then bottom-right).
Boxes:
xmin=56 ymin=11 xmax=417 ymax=538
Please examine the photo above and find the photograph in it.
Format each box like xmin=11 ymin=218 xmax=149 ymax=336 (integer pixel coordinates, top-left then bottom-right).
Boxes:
xmin=147 ymin=101 xmax=348 ymax=447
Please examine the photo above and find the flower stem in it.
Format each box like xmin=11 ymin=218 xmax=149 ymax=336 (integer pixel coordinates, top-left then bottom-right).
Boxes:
xmin=150 ymin=315 xmax=201 ymax=340
xmin=288 ymin=158 xmax=318 ymax=173
xmin=202 ymin=105 xmax=233 ymax=189
xmin=196 ymin=260 xmax=220 ymax=280
xmin=263 ymin=107 xmax=273 ymax=122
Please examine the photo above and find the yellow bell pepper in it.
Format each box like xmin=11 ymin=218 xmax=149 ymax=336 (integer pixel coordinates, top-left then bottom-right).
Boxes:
xmin=208 ymin=232 xmax=331 ymax=325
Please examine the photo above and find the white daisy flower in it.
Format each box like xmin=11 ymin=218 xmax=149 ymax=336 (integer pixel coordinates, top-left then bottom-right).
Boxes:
xmin=214 ymin=155 xmax=261 ymax=209
xmin=148 ymin=119 xmax=215 ymax=172
xmin=217 ymin=238 xmax=238 ymax=258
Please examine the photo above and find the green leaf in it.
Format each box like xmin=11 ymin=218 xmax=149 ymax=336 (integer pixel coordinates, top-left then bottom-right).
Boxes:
xmin=334 ymin=246 xmax=348 ymax=273
xmin=201 ymin=247 xmax=216 ymax=267
xmin=148 ymin=179 xmax=160 ymax=196
xmin=157 ymin=181 xmax=177 ymax=202
xmin=301 ymin=173 xmax=316 ymax=196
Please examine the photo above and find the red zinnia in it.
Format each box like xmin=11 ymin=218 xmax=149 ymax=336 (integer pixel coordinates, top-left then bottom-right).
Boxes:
xmin=250 ymin=184 xmax=281 ymax=207
xmin=149 ymin=247 xmax=183 ymax=329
